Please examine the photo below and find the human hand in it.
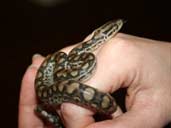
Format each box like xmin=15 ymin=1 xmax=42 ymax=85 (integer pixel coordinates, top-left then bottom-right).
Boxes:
xmin=19 ymin=33 xmax=171 ymax=128
xmin=60 ymin=33 xmax=171 ymax=128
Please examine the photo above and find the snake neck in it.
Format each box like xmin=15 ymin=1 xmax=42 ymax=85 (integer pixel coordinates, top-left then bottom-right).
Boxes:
xmin=69 ymin=19 xmax=124 ymax=55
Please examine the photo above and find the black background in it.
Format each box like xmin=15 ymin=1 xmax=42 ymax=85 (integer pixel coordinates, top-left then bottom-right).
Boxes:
xmin=1 ymin=0 xmax=171 ymax=127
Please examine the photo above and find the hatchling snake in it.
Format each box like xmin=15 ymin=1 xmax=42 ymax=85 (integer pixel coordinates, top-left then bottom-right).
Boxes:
xmin=35 ymin=19 xmax=124 ymax=127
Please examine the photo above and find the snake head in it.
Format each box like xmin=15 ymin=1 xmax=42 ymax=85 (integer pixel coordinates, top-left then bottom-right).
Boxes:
xmin=93 ymin=19 xmax=124 ymax=40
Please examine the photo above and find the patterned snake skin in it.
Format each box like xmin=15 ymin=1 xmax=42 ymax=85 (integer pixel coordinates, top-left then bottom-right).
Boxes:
xmin=34 ymin=19 xmax=124 ymax=127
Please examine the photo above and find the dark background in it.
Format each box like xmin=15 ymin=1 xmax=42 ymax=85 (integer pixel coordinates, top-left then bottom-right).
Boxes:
xmin=2 ymin=0 xmax=171 ymax=127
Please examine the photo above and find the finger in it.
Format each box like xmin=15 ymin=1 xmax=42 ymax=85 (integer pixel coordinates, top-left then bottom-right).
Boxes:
xmin=62 ymin=34 xmax=126 ymax=93
xmin=111 ymin=106 xmax=123 ymax=118
xmin=18 ymin=54 xmax=44 ymax=128
xmin=19 ymin=65 xmax=43 ymax=128
xmin=61 ymin=102 xmax=123 ymax=128
xmin=86 ymin=90 xmax=169 ymax=128
xmin=32 ymin=54 xmax=44 ymax=67
xmin=61 ymin=103 xmax=95 ymax=128
xmin=60 ymin=34 xmax=125 ymax=128
xmin=86 ymin=107 xmax=164 ymax=128
xmin=60 ymin=30 xmax=126 ymax=94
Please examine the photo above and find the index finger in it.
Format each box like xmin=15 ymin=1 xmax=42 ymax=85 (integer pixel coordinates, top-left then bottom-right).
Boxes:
xmin=18 ymin=55 xmax=44 ymax=128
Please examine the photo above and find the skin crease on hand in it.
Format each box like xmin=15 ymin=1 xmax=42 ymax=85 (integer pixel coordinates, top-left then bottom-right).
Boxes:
xmin=19 ymin=33 xmax=171 ymax=128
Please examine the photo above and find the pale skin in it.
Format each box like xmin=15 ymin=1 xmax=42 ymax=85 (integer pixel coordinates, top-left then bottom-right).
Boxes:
xmin=19 ymin=33 xmax=171 ymax=128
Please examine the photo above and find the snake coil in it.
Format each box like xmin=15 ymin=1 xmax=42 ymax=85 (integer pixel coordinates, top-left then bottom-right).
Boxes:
xmin=35 ymin=19 xmax=124 ymax=128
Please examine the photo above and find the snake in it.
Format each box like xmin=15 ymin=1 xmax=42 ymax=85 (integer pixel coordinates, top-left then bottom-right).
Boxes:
xmin=34 ymin=19 xmax=124 ymax=128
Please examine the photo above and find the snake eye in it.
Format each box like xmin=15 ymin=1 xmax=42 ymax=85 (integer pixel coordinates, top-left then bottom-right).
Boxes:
xmin=95 ymin=29 xmax=101 ymax=34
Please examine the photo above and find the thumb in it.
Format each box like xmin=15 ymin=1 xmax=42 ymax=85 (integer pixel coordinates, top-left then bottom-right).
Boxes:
xmin=86 ymin=97 xmax=168 ymax=128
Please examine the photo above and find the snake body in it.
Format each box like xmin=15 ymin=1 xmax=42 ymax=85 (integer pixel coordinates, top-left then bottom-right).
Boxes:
xmin=35 ymin=19 xmax=124 ymax=127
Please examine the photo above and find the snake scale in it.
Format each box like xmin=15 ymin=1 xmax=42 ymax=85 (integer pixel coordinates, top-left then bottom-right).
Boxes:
xmin=35 ymin=19 xmax=124 ymax=127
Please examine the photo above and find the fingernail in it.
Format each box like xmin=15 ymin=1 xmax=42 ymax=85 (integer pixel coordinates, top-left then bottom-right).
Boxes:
xmin=32 ymin=53 xmax=42 ymax=60
xmin=31 ymin=53 xmax=42 ymax=68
